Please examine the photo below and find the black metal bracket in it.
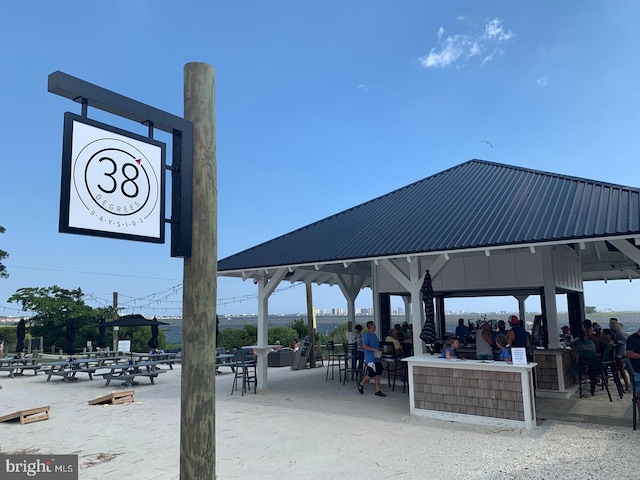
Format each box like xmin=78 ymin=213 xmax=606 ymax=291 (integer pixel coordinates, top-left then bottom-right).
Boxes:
xmin=48 ymin=71 xmax=192 ymax=258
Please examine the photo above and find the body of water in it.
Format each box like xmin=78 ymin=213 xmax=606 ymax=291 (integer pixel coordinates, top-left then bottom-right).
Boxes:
xmin=161 ymin=312 xmax=640 ymax=346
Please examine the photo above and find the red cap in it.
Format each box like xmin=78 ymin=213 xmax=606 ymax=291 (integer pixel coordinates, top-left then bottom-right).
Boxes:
xmin=508 ymin=315 xmax=520 ymax=325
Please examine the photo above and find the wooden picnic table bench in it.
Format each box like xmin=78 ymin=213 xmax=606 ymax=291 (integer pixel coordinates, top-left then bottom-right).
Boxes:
xmin=131 ymin=352 xmax=179 ymax=369
xmin=42 ymin=359 xmax=99 ymax=382
xmin=0 ymin=358 xmax=42 ymax=378
xmin=99 ymin=362 xmax=167 ymax=387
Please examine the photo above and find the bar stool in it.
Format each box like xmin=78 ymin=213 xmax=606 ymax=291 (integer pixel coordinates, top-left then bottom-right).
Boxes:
xmin=231 ymin=349 xmax=256 ymax=396
xmin=343 ymin=342 xmax=357 ymax=385
xmin=325 ymin=341 xmax=345 ymax=381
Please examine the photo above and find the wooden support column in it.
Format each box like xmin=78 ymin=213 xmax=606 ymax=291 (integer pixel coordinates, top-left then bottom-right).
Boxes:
xmin=181 ymin=62 xmax=216 ymax=480
xmin=306 ymin=283 xmax=316 ymax=368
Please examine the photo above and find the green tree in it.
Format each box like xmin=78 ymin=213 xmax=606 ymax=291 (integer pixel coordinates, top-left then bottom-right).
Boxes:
xmin=268 ymin=326 xmax=298 ymax=347
xmin=7 ymin=285 xmax=113 ymax=352
xmin=0 ymin=225 xmax=8 ymax=279
xmin=585 ymin=306 xmax=597 ymax=314
xmin=290 ymin=318 xmax=308 ymax=340
xmin=218 ymin=325 xmax=257 ymax=350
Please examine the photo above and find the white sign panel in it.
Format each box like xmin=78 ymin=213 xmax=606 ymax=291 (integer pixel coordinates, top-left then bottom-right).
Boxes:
xmin=118 ymin=340 xmax=131 ymax=353
xmin=511 ymin=347 xmax=528 ymax=365
xmin=60 ymin=113 xmax=166 ymax=243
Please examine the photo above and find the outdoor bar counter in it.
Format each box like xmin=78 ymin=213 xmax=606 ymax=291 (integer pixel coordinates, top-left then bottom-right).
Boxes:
xmin=404 ymin=354 xmax=537 ymax=430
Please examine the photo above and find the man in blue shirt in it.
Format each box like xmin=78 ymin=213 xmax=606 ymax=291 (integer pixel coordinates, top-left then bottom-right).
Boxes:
xmin=358 ymin=321 xmax=386 ymax=397
xmin=455 ymin=318 xmax=470 ymax=344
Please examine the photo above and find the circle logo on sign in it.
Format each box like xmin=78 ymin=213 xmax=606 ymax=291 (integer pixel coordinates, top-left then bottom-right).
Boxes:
xmin=72 ymin=138 xmax=160 ymax=220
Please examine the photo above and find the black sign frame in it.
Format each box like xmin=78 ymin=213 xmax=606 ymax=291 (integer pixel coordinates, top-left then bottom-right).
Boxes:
xmin=59 ymin=113 xmax=167 ymax=244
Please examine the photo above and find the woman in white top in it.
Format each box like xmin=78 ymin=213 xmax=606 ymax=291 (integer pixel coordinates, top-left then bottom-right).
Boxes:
xmin=610 ymin=319 xmax=631 ymax=392
xmin=476 ymin=320 xmax=495 ymax=360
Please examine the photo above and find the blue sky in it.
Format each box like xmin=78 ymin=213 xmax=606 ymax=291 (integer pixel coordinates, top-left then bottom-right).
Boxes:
xmin=1 ymin=1 xmax=640 ymax=317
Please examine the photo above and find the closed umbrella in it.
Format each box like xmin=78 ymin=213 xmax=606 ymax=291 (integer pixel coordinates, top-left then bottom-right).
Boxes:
xmin=147 ymin=322 xmax=160 ymax=350
xmin=16 ymin=319 xmax=26 ymax=354
xmin=419 ymin=270 xmax=437 ymax=354
xmin=64 ymin=318 xmax=76 ymax=356
xmin=97 ymin=319 xmax=107 ymax=349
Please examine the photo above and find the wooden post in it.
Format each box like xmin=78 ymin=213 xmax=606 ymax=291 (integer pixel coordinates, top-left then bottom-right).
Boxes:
xmin=180 ymin=62 xmax=217 ymax=479
xmin=112 ymin=292 xmax=118 ymax=352
xmin=306 ymin=283 xmax=316 ymax=368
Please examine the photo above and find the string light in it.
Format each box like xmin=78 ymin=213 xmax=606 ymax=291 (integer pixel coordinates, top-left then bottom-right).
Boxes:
xmin=2 ymin=282 xmax=303 ymax=318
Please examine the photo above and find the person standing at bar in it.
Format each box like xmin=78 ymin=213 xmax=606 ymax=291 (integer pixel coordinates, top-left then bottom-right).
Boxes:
xmin=455 ymin=318 xmax=471 ymax=345
xmin=507 ymin=315 xmax=530 ymax=349
xmin=358 ymin=321 xmax=385 ymax=397
xmin=626 ymin=325 xmax=640 ymax=417
xmin=351 ymin=324 xmax=364 ymax=381
xmin=476 ymin=320 xmax=494 ymax=360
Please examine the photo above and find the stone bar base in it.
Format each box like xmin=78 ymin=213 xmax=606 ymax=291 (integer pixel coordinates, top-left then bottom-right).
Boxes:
xmin=404 ymin=355 xmax=537 ymax=430
xmin=533 ymin=348 xmax=577 ymax=399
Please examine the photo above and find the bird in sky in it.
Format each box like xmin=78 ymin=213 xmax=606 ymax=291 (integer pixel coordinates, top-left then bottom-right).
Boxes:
xmin=481 ymin=140 xmax=493 ymax=148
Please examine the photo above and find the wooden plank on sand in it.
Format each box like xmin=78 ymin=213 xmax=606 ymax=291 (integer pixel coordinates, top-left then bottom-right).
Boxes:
xmin=88 ymin=390 xmax=135 ymax=405
xmin=0 ymin=406 xmax=50 ymax=425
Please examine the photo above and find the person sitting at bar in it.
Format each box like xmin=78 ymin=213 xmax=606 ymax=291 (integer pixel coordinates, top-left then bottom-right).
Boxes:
xmin=400 ymin=322 xmax=411 ymax=340
xmin=583 ymin=319 xmax=595 ymax=340
xmin=476 ymin=320 xmax=495 ymax=360
xmin=455 ymin=318 xmax=471 ymax=345
xmin=560 ymin=325 xmax=573 ymax=345
xmin=495 ymin=334 xmax=512 ymax=363
xmin=591 ymin=325 xmax=606 ymax=353
xmin=597 ymin=328 xmax=615 ymax=354
xmin=385 ymin=325 xmax=404 ymax=356
xmin=440 ymin=337 xmax=459 ymax=360
xmin=574 ymin=329 xmax=601 ymax=396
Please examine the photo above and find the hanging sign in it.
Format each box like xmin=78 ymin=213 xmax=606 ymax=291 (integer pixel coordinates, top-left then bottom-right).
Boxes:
xmin=59 ymin=113 xmax=166 ymax=243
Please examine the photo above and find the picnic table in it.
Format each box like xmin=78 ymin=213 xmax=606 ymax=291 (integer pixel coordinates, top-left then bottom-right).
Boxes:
xmin=216 ymin=353 xmax=236 ymax=374
xmin=0 ymin=358 xmax=41 ymax=378
xmin=99 ymin=361 xmax=167 ymax=387
xmin=131 ymin=352 xmax=179 ymax=369
xmin=42 ymin=358 xmax=101 ymax=382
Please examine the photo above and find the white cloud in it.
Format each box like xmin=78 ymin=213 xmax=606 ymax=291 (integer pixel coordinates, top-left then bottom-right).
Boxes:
xmin=357 ymin=84 xmax=369 ymax=92
xmin=420 ymin=17 xmax=515 ymax=69
xmin=536 ymin=76 xmax=549 ymax=86
xmin=469 ymin=42 xmax=480 ymax=57
xmin=482 ymin=52 xmax=495 ymax=65
xmin=484 ymin=18 xmax=514 ymax=42
xmin=420 ymin=34 xmax=471 ymax=68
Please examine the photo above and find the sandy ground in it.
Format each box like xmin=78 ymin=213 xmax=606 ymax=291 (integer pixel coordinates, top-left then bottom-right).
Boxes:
xmin=0 ymin=361 xmax=638 ymax=480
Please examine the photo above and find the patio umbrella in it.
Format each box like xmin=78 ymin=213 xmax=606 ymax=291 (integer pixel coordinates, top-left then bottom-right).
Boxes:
xmin=16 ymin=319 xmax=26 ymax=353
xmin=419 ymin=270 xmax=437 ymax=353
xmin=104 ymin=314 xmax=168 ymax=356
xmin=64 ymin=318 xmax=76 ymax=355
xmin=97 ymin=318 xmax=107 ymax=349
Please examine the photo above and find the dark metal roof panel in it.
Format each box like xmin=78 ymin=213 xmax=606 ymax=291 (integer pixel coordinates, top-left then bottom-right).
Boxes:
xmin=219 ymin=160 xmax=640 ymax=271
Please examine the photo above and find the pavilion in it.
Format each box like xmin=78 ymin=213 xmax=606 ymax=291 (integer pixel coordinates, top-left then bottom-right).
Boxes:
xmin=218 ymin=159 xmax=640 ymax=388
